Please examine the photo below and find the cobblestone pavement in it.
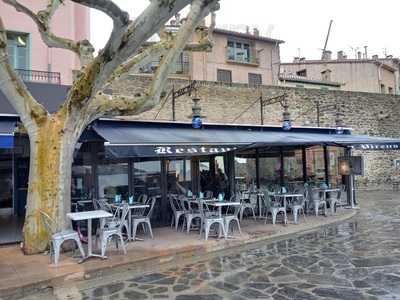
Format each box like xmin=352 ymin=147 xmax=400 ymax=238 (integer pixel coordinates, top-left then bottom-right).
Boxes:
xmin=40 ymin=192 xmax=400 ymax=299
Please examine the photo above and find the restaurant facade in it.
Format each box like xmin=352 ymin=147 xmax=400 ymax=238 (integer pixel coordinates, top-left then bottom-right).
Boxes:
xmin=1 ymin=83 xmax=400 ymax=243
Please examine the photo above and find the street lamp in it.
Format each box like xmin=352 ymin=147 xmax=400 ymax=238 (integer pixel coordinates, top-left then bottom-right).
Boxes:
xmin=191 ymin=96 xmax=203 ymax=129
xmin=315 ymin=101 xmax=345 ymax=133
xmin=281 ymin=97 xmax=292 ymax=131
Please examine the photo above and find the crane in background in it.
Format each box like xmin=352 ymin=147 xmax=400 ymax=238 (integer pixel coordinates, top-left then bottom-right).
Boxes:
xmin=321 ymin=20 xmax=333 ymax=59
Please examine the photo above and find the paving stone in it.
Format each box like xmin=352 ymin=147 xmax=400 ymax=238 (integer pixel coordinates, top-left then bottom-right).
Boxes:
xmin=92 ymin=282 xmax=124 ymax=297
xmin=123 ymin=290 xmax=148 ymax=299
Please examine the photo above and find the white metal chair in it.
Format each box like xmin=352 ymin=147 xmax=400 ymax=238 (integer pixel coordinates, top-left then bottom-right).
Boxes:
xmin=169 ymin=194 xmax=185 ymax=231
xmin=311 ymin=189 xmax=327 ymax=216
xmin=180 ymin=197 xmax=203 ymax=234
xmin=40 ymin=211 xmax=85 ymax=265
xmin=263 ymin=193 xmax=287 ymax=225
xmin=132 ymin=196 xmax=157 ymax=240
xmin=199 ymin=200 xmax=226 ymax=240
xmin=240 ymin=192 xmax=257 ymax=221
xmin=327 ymin=189 xmax=342 ymax=214
xmin=204 ymin=190 xmax=214 ymax=199
xmin=99 ymin=203 xmax=129 ymax=257
xmin=289 ymin=194 xmax=306 ymax=224
xmin=137 ymin=194 xmax=148 ymax=204
xmin=224 ymin=202 xmax=242 ymax=236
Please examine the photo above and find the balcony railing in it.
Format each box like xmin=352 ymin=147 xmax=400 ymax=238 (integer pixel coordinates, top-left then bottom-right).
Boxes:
xmin=139 ymin=61 xmax=190 ymax=75
xmin=226 ymin=48 xmax=260 ymax=66
xmin=16 ymin=69 xmax=61 ymax=85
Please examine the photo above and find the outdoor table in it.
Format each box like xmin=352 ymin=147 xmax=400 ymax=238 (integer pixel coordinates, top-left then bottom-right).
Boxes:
xmin=206 ymin=201 xmax=241 ymax=217
xmin=111 ymin=203 xmax=149 ymax=241
xmin=273 ymin=193 xmax=304 ymax=208
xmin=67 ymin=210 xmax=113 ymax=261
xmin=319 ymin=188 xmax=341 ymax=201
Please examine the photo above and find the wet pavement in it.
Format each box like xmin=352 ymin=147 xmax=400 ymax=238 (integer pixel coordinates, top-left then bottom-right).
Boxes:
xmin=33 ymin=191 xmax=400 ymax=299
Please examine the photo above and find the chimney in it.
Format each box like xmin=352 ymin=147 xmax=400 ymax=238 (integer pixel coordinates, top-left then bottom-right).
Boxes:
xmin=253 ymin=27 xmax=260 ymax=37
xmin=337 ymin=51 xmax=346 ymax=60
xmin=322 ymin=50 xmax=332 ymax=60
xmin=372 ymin=54 xmax=379 ymax=60
xmin=246 ymin=25 xmax=250 ymax=34
xmin=364 ymin=46 xmax=368 ymax=59
xmin=357 ymin=51 xmax=362 ymax=60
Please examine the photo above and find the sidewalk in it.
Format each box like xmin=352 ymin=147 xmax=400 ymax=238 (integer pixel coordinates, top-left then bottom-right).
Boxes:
xmin=0 ymin=208 xmax=356 ymax=299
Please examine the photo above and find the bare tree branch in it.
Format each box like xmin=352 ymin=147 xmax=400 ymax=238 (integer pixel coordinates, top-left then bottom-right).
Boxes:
xmin=0 ymin=18 xmax=48 ymax=129
xmin=86 ymin=0 xmax=220 ymax=121
xmin=2 ymin=0 xmax=94 ymax=65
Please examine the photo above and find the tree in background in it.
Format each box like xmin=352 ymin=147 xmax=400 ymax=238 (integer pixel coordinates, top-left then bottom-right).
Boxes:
xmin=0 ymin=0 xmax=219 ymax=254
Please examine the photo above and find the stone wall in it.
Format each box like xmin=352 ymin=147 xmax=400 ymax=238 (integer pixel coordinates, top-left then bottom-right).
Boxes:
xmin=111 ymin=75 xmax=400 ymax=189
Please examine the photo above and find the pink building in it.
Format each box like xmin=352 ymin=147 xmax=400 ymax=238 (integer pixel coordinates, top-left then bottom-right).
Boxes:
xmin=0 ymin=1 xmax=90 ymax=85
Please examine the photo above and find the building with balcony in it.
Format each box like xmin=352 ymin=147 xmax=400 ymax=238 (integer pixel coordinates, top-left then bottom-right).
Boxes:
xmin=281 ymin=51 xmax=400 ymax=95
xmin=191 ymin=28 xmax=284 ymax=85
xmin=137 ymin=26 xmax=284 ymax=86
xmin=0 ymin=1 xmax=90 ymax=85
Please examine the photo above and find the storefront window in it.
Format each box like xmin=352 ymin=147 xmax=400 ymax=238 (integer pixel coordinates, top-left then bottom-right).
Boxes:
xmin=167 ymin=159 xmax=191 ymax=195
xmin=0 ymin=149 xmax=13 ymax=211
xmin=306 ymin=146 xmax=325 ymax=186
xmin=133 ymin=160 xmax=161 ymax=198
xmin=98 ymin=163 xmax=129 ymax=200
xmin=328 ymin=146 xmax=345 ymax=187
xmin=259 ymin=151 xmax=281 ymax=191
xmin=214 ymin=156 xmax=229 ymax=195
xmin=283 ymin=149 xmax=303 ymax=189
xmin=71 ymin=165 xmax=93 ymax=200
xmin=235 ymin=152 xmax=256 ymax=192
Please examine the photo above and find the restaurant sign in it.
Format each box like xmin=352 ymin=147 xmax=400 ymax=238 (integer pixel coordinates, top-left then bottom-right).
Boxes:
xmin=354 ymin=143 xmax=400 ymax=151
xmin=106 ymin=145 xmax=238 ymax=158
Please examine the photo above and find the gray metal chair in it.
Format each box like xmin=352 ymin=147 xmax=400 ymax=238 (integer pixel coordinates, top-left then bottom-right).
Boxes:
xmin=327 ymin=189 xmax=342 ymax=214
xmin=132 ymin=196 xmax=157 ymax=240
xmin=240 ymin=192 xmax=257 ymax=220
xmin=40 ymin=211 xmax=85 ymax=265
xmin=311 ymin=189 xmax=327 ymax=216
xmin=99 ymin=203 xmax=129 ymax=257
xmin=289 ymin=194 xmax=306 ymax=224
xmin=262 ymin=193 xmax=287 ymax=225
xmin=180 ymin=197 xmax=203 ymax=234
xmin=199 ymin=200 xmax=226 ymax=240
xmin=224 ymin=202 xmax=242 ymax=236
xmin=169 ymin=194 xmax=185 ymax=231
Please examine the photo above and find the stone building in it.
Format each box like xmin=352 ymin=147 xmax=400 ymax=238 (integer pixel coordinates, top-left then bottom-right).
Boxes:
xmin=281 ymin=52 xmax=400 ymax=95
xmin=111 ymin=74 xmax=400 ymax=189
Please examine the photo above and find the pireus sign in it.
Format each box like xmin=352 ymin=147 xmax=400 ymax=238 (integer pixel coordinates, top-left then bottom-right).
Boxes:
xmin=354 ymin=143 xmax=400 ymax=151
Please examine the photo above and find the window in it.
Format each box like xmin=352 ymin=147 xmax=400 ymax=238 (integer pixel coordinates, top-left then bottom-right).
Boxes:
xmin=6 ymin=32 xmax=29 ymax=70
xmin=98 ymin=163 xmax=129 ymax=200
xmin=217 ymin=69 xmax=232 ymax=84
xmin=388 ymin=87 xmax=394 ymax=94
xmin=248 ymin=73 xmax=262 ymax=86
xmin=381 ymin=84 xmax=386 ymax=94
xmin=321 ymin=69 xmax=331 ymax=81
xmin=227 ymin=40 xmax=251 ymax=63
xmin=296 ymin=69 xmax=307 ymax=77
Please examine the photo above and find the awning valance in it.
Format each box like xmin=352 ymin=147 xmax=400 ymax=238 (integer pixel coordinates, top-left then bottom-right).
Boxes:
xmin=93 ymin=120 xmax=400 ymax=157
xmin=0 ymin=118 xmax=16 ymax=149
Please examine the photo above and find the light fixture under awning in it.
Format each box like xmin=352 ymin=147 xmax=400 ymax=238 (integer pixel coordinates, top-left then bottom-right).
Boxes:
xmin=0 ymin=118 xmax=16 ymax=149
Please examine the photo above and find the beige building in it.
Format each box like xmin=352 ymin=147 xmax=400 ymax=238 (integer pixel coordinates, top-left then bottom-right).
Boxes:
xmin=279 ymin=74 xmax=342 ymax=91
xmin=139 ymin=27 xmax=284 ymax=86
xmin=281 ymin=52 xmax=400 ymax=95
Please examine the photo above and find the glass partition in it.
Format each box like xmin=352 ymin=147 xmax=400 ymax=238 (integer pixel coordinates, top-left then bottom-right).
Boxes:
xmin=98 ymin=163 xmax=129 ymax=201
xmin=166 ymin=159 xmax=191 ymax=195
xmin=283 ymin=149 xmax=304 ymax=190
xmin=328 ymin=146 xmax=345 ymax=187
xmin=133 ymin=160 xmax=162 ymax=198
xmin=259 ymin=150 xmax=281 ymax=191
xmin=306 ymin=146 xmax=325 ymax=187
xmin=235 ymin=152 xmax=256 ymax=192
xmin=0 ymin=149 xmax=13 ymax=212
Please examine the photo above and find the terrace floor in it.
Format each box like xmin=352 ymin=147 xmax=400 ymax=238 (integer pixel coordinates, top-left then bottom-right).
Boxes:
xmin=0 ymin=205 xmax=356 ymax=299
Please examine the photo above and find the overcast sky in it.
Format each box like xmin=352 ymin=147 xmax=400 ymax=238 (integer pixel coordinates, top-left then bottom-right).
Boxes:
xmin=91 ymin=0 xmax=400 ymax=62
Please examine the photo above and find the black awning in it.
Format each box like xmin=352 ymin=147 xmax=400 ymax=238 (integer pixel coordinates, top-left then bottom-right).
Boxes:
xmin=93 ymin=119 xmax=400 ymax=157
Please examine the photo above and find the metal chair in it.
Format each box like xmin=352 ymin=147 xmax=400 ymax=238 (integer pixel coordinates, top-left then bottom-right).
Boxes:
xmin=199 ymin=200 xmax=226 ymax=240
xmin=179 ymin=196 xmax=203 ymax=234
xmin=137 ymin=194 xmax=148 ymax=204
xmin=239 ymin=192 xmax=257 ymax=221
xmin=289 ymin=194 xmax=306 ymax=224
xmin=169 ymin=194 xmax=185 ymax=231
xmin=40 ymin=211 xmax=85 ymax=265
xmin=204 ymin=190 xmax=214 ymax=199
xmin=224 ymin=203 xmax=242 ymax=236
xmin=311 ymin=189 xmax=327 ymax=216
xmin=263 ymin=193 xmax=287 ymax=225
xmin=327 ymin=189 xmax=342 ymax=214
xmin=99 ymin=203 xmax=129 ymax=257
xmin=132 ymin=196 xmax=157 ymax=240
